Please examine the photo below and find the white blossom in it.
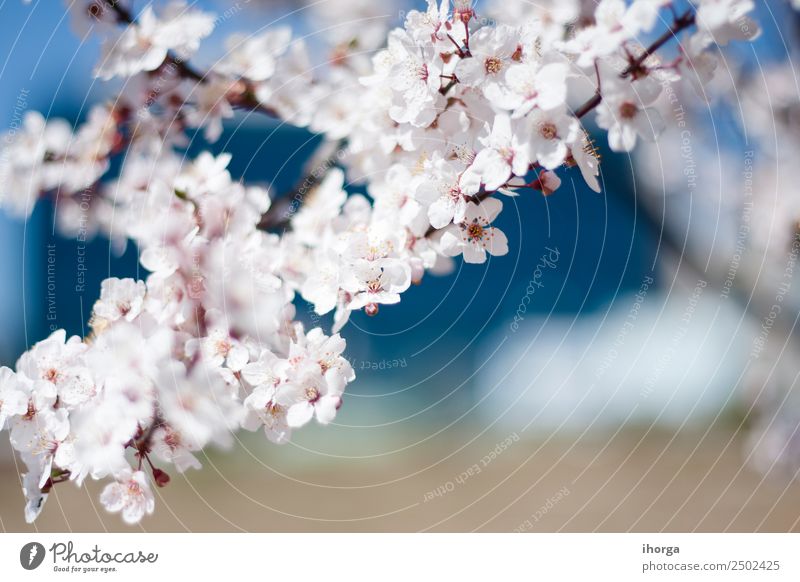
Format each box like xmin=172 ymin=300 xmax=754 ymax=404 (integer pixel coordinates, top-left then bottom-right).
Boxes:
xmin=218 ymin=28 xmax=292 ymax=81
xmin=440 ymin=197 xmax=509 ymax=264
xmin=486 ymin=61 xmax=569 ymax=119
xmin=595 ymin=69 xmax=664 ymax=152
xmin=527 ymin=107 xmax=580 ymax=170
xmin=460 ymin=113 xmax=531 ymax=194
xmin=93 ymin=278 xmax=146 ymax=324
xmin=416 ymin=155 xmax=469 ymax=229
xmin=0 ymin=367 xmax=29 ymax=428
xmin=96 ymin=2 xmax=215 ymax=80
xmin=100 ymin=469 xmax=155 ymax=524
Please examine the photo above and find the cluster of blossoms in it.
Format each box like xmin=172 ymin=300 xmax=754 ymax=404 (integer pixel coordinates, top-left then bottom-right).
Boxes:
xmin=0 ymin=0 xmax=760 ymax=524
xmin=0 ymin=290 xmax=353 ymax=523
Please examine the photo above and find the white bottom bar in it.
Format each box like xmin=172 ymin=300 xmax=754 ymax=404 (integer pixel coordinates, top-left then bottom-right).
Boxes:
xmin=1 ymin=533 xmax=797 ymax=581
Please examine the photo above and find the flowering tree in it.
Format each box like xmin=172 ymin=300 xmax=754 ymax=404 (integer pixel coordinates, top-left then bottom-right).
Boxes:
xmin=0 ymin=0 xmax=761 ymax=524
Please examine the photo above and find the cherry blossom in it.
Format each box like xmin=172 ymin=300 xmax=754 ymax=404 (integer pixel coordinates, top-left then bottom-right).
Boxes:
xmin=456 ymin=25 xmax=519 ymax=96
xmin=93 ymin=278 xmax=146 ymax=324
xmin=243 ymin=383 xmax=293 ymax=444
xmin=96 ymin=2 xmax=214 ymax=80
xmin=595 ymin=68 xmax=665 ymax=152
xmin=100 ymin=469 xmax=155 ymax=524
xmin=0 ymin=367 xmax=29 ymax=428
xmin=486 ymin=60 xmax=570 ymax=119
xmin=149 ymin=425 xmax=202 ymax=473
xmin=384 ymin=29 xmax=445 ymax=127
xmin=0 ymin=0 xmax=763 ymax=525
xmin=560 ymin=0 xmax=669 ymax=67
xmin=527 ymin=107 xmax=580 ymax=170
xmin=460 ymin=113 xmax=532 ymax=194
xmin=440 ymin=197 xmax=509 ymax=264
xmin=416 ymin=155 xmax=470 ymax=229
xmin=218 ymin=28 xmax=292 ymax=82
xmin=15 ymin=330 xmax=96 ymax=410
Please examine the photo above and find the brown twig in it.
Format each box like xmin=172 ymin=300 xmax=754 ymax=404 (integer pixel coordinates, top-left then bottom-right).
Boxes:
xmin=573 ymin=10 xmax=696 ymax=119
xmin=103 ymin=0 xmax=277 ymax=117
xmin=423 ymin=10 xmax=699 ymax=241
xmin=257 ymin=148 xmax=344 ymax=231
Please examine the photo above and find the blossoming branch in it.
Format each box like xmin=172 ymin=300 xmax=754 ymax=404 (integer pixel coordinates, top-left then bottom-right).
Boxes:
xmin=0 ymin=0 xmax=760 ymax=524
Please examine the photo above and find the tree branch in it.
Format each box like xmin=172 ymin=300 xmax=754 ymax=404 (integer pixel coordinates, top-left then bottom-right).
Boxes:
xmin=258 ymin=8 xmax=700 ymax=240
xmin=574 ymin=10 xmax=696 ymax=119
xmin=258 ymin=148 xmax=344 ymax=231
xmin=103 ymin=0 xmax=277 ymax=117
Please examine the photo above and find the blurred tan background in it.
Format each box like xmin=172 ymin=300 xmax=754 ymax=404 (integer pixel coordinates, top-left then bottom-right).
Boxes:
xmin=3 ymin=423 xmax=799 ymax=532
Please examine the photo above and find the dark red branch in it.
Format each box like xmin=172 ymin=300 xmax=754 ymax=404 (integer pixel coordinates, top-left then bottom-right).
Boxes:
xmin=103 ymin=0 xmax=276 ymax=117
xmin=574 ymin=10 xmax=696 ymax=119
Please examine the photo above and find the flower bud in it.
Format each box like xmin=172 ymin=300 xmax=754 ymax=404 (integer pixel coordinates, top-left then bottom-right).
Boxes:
xmin=152 ymin=468 xmax=171 ymax=488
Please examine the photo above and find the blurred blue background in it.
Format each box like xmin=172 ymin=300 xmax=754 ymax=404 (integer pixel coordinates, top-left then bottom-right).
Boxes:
xmin=0 ymin=0 xmax=796 ymax=436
